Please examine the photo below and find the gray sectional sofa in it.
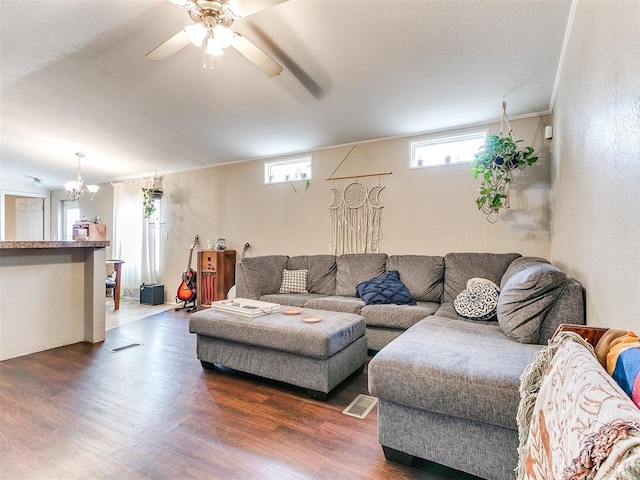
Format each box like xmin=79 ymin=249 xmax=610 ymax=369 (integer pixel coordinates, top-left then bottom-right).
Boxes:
xmin=235 ymin=252 xmax=585 ymax=480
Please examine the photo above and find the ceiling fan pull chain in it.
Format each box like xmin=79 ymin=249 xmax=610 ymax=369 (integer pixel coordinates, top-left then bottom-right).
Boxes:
xmin=202 ymin=45 xmax=207 ymax=69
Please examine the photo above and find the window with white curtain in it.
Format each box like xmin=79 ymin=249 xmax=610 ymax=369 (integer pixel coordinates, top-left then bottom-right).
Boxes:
xmin=149 ymin=197 xmax=162 ymax=274
xmin=112 ymin=178 xmax=157 ymax=299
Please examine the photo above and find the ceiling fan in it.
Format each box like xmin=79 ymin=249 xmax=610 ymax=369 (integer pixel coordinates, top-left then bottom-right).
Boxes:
xmin=146 ymin=0 xmax=287 ymax=76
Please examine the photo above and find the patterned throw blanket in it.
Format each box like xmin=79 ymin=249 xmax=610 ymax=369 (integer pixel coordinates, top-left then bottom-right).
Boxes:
xmin=516 ymin=332 xmax=640 ymax=480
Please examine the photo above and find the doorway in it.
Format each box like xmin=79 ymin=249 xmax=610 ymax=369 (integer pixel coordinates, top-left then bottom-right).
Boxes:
xmin=4 ymin=195 xmax=45 ymax=240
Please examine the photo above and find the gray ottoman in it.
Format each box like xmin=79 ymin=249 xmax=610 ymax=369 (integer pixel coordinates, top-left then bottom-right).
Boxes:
xmin=189 ymin=307 xmax=367 ymax=399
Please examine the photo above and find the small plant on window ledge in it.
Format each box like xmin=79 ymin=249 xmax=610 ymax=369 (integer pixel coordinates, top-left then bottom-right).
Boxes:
xmin=291 ymin=178 xmax=310 ymax=193
xmin=470 ymin=134 xmax=538 ymax=222
xmin=291 ymin=170 xmax=310 ymax=193
xmin=142 ymin=187 xmax=164 ymax=218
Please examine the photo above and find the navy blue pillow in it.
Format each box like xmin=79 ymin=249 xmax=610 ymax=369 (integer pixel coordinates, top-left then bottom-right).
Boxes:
xmin=356 ymin=270 xmax=417 ymax=306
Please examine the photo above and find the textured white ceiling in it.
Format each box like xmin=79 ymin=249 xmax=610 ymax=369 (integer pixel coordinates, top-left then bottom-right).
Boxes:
xmin=0 ymin=0 xmax=572 ymax=188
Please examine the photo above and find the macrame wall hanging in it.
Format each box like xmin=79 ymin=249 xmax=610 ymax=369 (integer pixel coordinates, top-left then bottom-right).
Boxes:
xmin=327 ymin=146 xmax=391 ymax=255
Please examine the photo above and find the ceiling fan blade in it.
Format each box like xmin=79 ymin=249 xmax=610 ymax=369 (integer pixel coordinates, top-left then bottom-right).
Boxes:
xmin=231 ymin=33 xmax=283 ymax=76
xmin=229 ymin=0 xmax=288 ymax=18
xmin=146 ymin=30 xmax=191 ymax=62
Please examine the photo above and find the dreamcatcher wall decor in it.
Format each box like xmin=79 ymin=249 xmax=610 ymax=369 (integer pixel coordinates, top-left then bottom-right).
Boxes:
xmin=327 ymin=146 xmax=391 ymax=255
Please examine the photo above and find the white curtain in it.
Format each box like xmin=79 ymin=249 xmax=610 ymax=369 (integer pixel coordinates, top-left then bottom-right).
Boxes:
xmin=112 ymin=178 xmax=156 ymax=299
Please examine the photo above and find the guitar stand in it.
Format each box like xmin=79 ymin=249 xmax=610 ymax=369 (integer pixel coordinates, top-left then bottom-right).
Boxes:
xmin=175 ymin=298 xmax=197 ymax=313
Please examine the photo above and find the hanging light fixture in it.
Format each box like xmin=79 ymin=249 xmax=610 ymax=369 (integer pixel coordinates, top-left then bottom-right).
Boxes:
xmin=179 ymin=2 xmax=239 ymax=66
xmin=64 ymin=152 xmax=99 ymax=201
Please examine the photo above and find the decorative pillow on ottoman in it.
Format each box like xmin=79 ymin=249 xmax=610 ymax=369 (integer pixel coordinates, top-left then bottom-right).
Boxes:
xmin=356 ymin=270 xmax=416 ymax=306
xmin=453 ymin=278 xmax=500 ymax=321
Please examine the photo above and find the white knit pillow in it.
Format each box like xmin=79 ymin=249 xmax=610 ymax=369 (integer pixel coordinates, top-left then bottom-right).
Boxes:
xmin=279 ymin=269 xmax=308 ymax=294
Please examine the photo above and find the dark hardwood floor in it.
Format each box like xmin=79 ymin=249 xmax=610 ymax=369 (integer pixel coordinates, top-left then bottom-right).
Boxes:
xmin=0 ymin=309 xmax=481 ymax=479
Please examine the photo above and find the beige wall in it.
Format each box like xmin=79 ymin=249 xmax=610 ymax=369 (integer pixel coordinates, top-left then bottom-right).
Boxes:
xmin=82 ymin=185 xmax=114 ymax=259
xmin=551 ymin=0 xmax=640 ymax=329
xmin=158 ymin=116 xmax=552 ymax=299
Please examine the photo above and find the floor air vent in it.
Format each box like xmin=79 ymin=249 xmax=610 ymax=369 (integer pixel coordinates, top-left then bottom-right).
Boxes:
xmin=109 ymin=343 xmax=142 ymax=352
xmin=342 ymin=394 xmax=378 ymax=419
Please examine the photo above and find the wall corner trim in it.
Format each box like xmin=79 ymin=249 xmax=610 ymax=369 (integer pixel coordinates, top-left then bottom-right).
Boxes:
xmin=549 ymin=0 xmax=579 ymax=112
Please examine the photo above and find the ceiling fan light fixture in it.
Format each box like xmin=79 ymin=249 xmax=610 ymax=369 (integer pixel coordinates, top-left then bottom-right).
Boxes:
xmin=213 ymin=24 xmax=234 ymax=48
xmin=147 ymin=0 xmax=286 ymax=76
xmin=185 ymin=23 xmax=207 ymax=47
xmin=221 ymin=0 xmax=240 ymax=18
xmin=205 ymin=37 xmax=224 ymax=56
xmin=169 ymin=0 xmax=195 ymax=9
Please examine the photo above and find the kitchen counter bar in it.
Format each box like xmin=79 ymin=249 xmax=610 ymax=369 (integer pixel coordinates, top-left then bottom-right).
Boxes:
xmin=0 ymin=241 xmax=109 ymax=360
xmin=0 ymin=240 xmax=109 ymax=249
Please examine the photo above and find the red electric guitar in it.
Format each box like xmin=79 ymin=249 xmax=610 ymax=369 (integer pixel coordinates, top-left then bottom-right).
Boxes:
xmin=176 ymin=235 xmax=199 ymax=304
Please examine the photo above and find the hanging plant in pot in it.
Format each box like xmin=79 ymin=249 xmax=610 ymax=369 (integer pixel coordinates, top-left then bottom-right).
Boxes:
xmin=142 ymin=174 xmax=164 ymax=219
xmin=142 ymin=186 xmax=164 ymax=218
xmin=470 ymin=102 xmax=538 ymax=222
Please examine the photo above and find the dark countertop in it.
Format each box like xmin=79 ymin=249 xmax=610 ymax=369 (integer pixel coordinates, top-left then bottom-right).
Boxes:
xmin=0 ymin=240 xmax=109 ymax=249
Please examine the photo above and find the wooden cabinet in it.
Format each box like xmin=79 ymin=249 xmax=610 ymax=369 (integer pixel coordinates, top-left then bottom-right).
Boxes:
xmin=196 ymin=250 xmax=236 ymax=307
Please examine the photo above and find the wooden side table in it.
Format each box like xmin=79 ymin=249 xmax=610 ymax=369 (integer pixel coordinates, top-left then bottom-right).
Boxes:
xmin=106 ymin=259 xmax=124 ymax=310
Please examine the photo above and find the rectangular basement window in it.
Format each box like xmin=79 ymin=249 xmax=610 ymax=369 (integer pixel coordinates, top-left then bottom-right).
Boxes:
xmin=264 ymin=156 xmax=312 ymax=184
xmin=410 ymin=131 xmax=487 ymax=168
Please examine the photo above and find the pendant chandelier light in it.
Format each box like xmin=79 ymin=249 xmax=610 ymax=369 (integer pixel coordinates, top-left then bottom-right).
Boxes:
xmin=64 ymin=152 xmax=99 ymax=201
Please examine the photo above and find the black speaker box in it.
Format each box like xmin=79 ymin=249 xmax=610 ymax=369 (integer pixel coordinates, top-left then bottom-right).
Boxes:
xmin=140 ymin=283 xmax=164 ymax=306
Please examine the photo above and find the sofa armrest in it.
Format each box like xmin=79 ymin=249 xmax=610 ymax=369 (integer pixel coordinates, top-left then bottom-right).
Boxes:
xmin=552 ymin=324 xmax=610 ymax=348
xmin=234 ymin=262 xmax=250 ymax=299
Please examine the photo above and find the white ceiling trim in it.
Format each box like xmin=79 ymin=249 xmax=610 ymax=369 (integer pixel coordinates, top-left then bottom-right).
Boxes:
xmin=549 ymin=0 xmax=579 ymax=112
xmin=119 ymin=109 xmax=554 ymax=183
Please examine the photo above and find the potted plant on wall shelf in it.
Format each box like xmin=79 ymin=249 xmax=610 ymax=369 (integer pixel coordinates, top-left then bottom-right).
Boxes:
xmin=470 ymin=102 xmax=538 ymax=222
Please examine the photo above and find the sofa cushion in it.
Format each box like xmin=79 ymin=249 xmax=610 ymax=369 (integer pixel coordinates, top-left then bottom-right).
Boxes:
xmin=443 ymin=252 xmax=521 ymax=303
xmin=361 ymin=302 xmax=439 ymax=329
xmin=386 ymin=255 xmax=445 ymax=302
xmin=279 ymin=269 xmax=308 ymax=294
xmin=500 ymin=256 xmax=550 ymax=290
xmin=239 ymin=255 xmax=289 ymax=298
xmin=335 ymin=253 xmax=387 ymax=297
xmin=434 ymin=303 xmax=500 ymax=326
xmin=259 ymin=293 xmax=328 ymax=308
xmin=287 ymin=255 xmax=337 ymax=295
xmin=304 ymin=296 xmax=365 ymax=315
xmin=497 ymin=263 xmax=568 ymax=344
xmin=453 ymin=281 xmax=500 ymax=321
xmin=356 ymin=270 xmax=416 ymax=306
xmin=368 ymin=316 xmax=542 ymax=430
